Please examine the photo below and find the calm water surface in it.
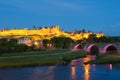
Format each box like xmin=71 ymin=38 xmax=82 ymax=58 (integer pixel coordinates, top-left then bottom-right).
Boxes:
xmin=0 ymin=55 xmax=120 ymax=80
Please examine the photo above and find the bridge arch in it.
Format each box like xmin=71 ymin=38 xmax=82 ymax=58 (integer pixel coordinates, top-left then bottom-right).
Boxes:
xmin=73 ymin=44 xmax=83 ymax=50
xmin=103 ymin=44 xmax=117 ymax=53
xmin=86 ymin=44 xmax=99 ymax=54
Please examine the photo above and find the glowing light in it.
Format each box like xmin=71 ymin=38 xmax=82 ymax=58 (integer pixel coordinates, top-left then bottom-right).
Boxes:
xmin=0 ymin=26 xmax=104 ymax=41
xmin=71 ymin=60 xmax=76 ymax=80
xmin=96 ymin=32 xmax=104 ymax=38
xmin=83 ymin=64 xmax=90 ymax=80
xmin=83 ymin=56 xmax=91 ymax=80
xmin=71 ymin=66 xmax=76 ymax=80
xmin=109 ymin=64 xmax=112 ymax=70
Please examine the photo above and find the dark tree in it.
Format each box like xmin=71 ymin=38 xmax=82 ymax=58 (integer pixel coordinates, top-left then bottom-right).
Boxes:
xmin=43 ymin=39 xmax=50 ymax=48
xmin=86 ymin=34 xmax=98 ymax=43
xmin=51 ymin=36 xmax=72 ymax=49
xmin=82 ymin=29 xmax=86 ymax=33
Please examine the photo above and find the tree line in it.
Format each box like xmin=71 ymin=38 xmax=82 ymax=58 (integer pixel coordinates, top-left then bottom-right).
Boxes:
xmin=0 ymin=38 xmax=27 ymax=53
xmin=0 ymin=35 xmax=119 ymax=53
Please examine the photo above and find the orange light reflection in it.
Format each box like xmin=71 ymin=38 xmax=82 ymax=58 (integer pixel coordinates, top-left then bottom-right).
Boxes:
xmin=71 ymin=66 xmax=76 ymax=80
xmin=71 ymin=60 xmax=76 ymax=80
xmin=83 ymin=55 xmax=91 ymax=80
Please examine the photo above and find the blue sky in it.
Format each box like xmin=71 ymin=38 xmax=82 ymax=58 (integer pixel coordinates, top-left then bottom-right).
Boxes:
xmin=0 ymin=0 xmax=120 ymax=36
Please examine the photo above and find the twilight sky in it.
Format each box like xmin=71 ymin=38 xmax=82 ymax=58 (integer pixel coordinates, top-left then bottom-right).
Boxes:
xmin=0 ymin=0 xmax=120 ymax=36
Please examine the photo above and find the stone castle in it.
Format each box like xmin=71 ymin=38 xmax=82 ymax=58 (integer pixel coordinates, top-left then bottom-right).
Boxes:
xmin=0 ymin=25 xmax=104 ymax=41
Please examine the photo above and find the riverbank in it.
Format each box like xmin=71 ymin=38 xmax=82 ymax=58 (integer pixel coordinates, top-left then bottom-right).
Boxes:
xmin=85 ymin=53 xmax=120 ymax=64
xmin=0 ymin=49 xmax=86 ymax=68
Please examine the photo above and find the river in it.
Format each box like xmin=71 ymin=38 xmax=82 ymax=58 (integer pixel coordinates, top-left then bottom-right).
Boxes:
xmin=0 ymin=55 xmax=120 ymax=80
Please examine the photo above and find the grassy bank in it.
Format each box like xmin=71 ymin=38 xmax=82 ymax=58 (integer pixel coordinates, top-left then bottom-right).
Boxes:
xmin=0 ymin=50 xmax=86 ymax=68
xmin=85 ymin=53 xmax=120 ymax=64
xmin=0 ymin=49 xmax=68 ymax=57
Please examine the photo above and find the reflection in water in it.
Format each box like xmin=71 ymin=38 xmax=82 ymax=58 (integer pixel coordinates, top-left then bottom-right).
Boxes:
xmin=113 ymin=64 xmax=120 ymax=69
xmin=1 ymin=55 xmax=120 ymax=80
xmin=108 ymin=64 xmax=112 ymax=70
xmin=71 ymin=66 xmax=76 ymax=80
xmin=83 ymin=64 xmax=90 ymax=80
xmin=83 ymin=55 xmax=92 ymax=80
xmin=71 ymin=60 xmax=76 ymax=80
xmin=32 ymin=66 xmax=55 ymax=80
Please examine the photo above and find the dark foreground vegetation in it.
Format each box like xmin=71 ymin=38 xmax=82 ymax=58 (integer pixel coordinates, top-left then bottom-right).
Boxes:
xmin=0 ymin=36 xmax=73 ymax=53
xmin=0 ymin=35 xmax=120 ymax=53
xmin=0 ymin=35 xmax=119 ymax=68
xmin=0 ymin=38 xmax=27 ymax=53
xmin=85 ymin=53 xmax=120 ymax=64
xmin=0 ymin=50 xmax=86 ymax=68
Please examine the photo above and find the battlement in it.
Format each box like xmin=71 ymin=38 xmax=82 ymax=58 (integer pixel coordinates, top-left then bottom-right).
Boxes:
xmin=0 ymin=25 xmax=104 ymax=41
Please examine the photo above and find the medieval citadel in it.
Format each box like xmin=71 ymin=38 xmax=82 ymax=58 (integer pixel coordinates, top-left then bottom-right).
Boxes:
xmin=0 ymin=25 xmax=104 ymax=47
xmin=0 ymin=25 xmax=103 ymax=40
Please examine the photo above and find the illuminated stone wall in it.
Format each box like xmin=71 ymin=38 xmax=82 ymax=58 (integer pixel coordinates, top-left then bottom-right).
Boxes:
xmin=0 ymin=25 xmax=104 ymax=41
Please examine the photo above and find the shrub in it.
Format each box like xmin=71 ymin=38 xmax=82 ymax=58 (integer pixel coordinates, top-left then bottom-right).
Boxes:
xmin=15 ymin=44 xmax=28 ymax=52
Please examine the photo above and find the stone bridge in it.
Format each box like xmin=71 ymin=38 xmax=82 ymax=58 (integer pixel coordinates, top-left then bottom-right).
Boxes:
xmin=71 ymin=42 xmax=120 ymax=54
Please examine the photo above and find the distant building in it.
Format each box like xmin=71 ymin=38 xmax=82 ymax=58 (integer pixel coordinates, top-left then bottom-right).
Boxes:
xmin=17 ymin=37 xmax=32 ymax=46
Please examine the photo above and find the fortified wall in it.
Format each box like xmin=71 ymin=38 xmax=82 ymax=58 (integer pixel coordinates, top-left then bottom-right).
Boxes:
xmin=0 ymin=25 xmax=104 ymax=41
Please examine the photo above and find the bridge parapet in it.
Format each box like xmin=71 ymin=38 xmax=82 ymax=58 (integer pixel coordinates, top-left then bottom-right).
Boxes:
xmin=71 ymin=42 xmax=120 ymax=54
